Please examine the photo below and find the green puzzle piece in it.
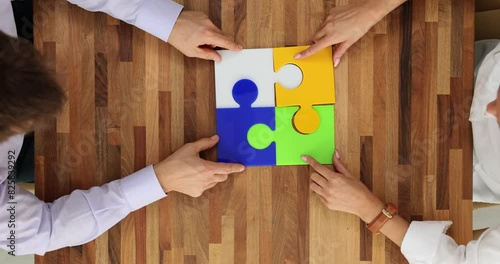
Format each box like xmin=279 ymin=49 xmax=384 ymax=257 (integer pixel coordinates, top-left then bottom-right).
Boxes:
xmin=247 ymin=105 xmax=335 ymax=165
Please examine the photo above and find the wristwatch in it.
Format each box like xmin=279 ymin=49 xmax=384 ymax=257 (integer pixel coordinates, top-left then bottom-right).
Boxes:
xmin=366 ymin=202 xmax=398 ymax=233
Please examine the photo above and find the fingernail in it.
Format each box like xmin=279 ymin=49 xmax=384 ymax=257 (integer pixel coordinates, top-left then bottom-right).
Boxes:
xmin=301 ymin=155 xmax=307 ymax=162
xmin=238 ymin=165 xmax=245 ymax=172
xmin=335 ymin=151 xmax=340 ymax=160
xmin=334 ymin=57 xmax=340 ymax=67
xmin=294 ymin=53 xmax=302 ymax=59
xmin=211 ymin=135 xmax=219 ymax=140
xmin=238 ymin=44 xmax=244 ymax=49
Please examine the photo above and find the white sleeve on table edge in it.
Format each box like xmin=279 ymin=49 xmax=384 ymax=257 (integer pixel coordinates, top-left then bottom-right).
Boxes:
xmin=401 ymin=221 xmax=452 ymax=263
xmin=135 ymin=0 xmax=183 ymax=42
xmin=120 ymin=165 xmax=167 ymax=211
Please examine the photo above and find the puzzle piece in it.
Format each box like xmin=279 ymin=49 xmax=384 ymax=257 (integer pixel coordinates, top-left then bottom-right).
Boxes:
xmin=216 ymin=79 xmax=276 ymax=165
xmin=273 ymin=46 xmax=335 ymax=134
xmin=247 ymin=105 xmax=335 ymax=165
xmin=215 ymin=49 xmax=303 ymax=109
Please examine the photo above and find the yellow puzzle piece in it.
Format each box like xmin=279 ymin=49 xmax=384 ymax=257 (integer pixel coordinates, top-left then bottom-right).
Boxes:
xmin=273 ymin=46 xmax=335 ymax=134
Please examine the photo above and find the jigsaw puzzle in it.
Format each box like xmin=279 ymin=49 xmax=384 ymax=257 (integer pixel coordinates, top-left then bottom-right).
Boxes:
xmin=215 ymin=46 xmax=335 ymax=166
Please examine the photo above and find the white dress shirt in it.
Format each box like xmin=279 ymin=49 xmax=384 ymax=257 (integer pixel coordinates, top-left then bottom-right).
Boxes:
xmin=471 ymin=42 xmax=500 ymax=203
xmin=401 ymin=221 xmax=500 ymax=263
xmin=67 ymin=0 xmax=183 ymax=42
xmin=0 ymin=0 xmax=181 ymax=256
xmin=0 ymin=0 xmax=16 ymax=37
xmin=400 ymin=43 xmax=500 ymax=263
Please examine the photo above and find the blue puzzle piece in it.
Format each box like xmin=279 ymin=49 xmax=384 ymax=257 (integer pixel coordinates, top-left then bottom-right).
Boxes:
xmin=216 ymin=79 xmax=276 ymax=166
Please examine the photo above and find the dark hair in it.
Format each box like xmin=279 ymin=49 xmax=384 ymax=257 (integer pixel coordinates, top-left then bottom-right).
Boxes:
xmin=0 ymin=30 xmax=66 ymax=142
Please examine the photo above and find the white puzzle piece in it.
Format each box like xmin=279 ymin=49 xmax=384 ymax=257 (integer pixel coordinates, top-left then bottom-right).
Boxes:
xmin=215 ymin=49 xmax=303 ymax=108
xmin=276 ymin=64 xmax=303 ymax=89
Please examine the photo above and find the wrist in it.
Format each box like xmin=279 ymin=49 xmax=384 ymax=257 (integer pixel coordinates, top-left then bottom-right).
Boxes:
xmin=487 ymin=100 xmax=497 ymax=115
xmin=358 ymin=197 xmax=385 ymax=223
xmin=153 ymin=163 xmax=172 ymax=193
xmin=365 ymin=0 xmax=406 ymax=22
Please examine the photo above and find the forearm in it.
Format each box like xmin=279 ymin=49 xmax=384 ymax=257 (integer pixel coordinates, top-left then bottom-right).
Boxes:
xmin=306 ymin=153 xmax=492 ymax=262
xmin=358 ymin=198 xmax=409 ymax=247
xmin=0 ymin=166 xmax=166 ymax=255
xmin=366 ymin=0 xmax=407 ymax=21
xmin=377 ymin=215 xmax=409 ymax=246
xmin=67 ymin=0 xmax=183 ymax=42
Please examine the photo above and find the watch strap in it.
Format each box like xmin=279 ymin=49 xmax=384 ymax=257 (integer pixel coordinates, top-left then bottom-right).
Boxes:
xmin=366 ymin=202 xmax=398 ymax=233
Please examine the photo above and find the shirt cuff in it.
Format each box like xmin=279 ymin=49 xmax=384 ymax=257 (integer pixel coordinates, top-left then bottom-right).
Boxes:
xmin=401 ymin=221 xmax=452 ymax=263
xmin=135 ymin=0 xmax=183 ymax=42
xmin=120 ymin=165 xmax=167 ymax=211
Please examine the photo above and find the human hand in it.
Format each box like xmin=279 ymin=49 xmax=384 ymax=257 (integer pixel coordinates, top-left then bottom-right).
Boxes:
xmin=295 ymin=0 xmax=404 ymax=66
xmin=302 ymin=152 xmax=384 ymax=222
xmin=168 ymin=11 xmax=243 ymax=62
xmin=486 ymin=86 xmax=500 ymax=126
xmin=153 ymin=135 xmax=245 ymax=197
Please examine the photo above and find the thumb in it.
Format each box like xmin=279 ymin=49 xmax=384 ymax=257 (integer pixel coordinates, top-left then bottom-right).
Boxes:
xmin=294 ymin=37 xmax=332 ymax=59
xmin=190 ymin=135 xmax=220 ymax=153
xmin=333 ymin=41 xmax=352 ymax=67
xmin=198 ymin=47 xmax=222 ymax=62
xmin=332 ymin=151 xmax=349 ymax=175
xmin=205 ymin=160 xmax=245 ymax=174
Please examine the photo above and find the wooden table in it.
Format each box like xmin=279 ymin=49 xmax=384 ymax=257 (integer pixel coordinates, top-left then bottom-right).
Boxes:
xmin=34 ymin=0 xmax=474 ymax=263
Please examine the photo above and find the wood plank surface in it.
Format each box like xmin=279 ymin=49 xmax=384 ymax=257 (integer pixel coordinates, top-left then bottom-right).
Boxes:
xmin=33 ymin=0 xmax=474 ymax=263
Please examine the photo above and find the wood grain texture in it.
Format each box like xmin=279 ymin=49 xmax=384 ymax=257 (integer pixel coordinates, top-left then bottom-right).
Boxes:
xmin=34 ymin=0 xmax=474 ymax=263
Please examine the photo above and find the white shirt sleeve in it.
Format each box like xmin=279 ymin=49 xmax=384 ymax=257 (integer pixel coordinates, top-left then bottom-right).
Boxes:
xmin=0 ymin=0 xmax=17 ymax=37
xmin=0 ymin=165 xmax=167 ymax=256
xmin=67 ymin=0 xmax=184 ymax=42
xmin=401 ymin=221 xmax=500 ymax=263
xmin=469 ymin=42 xmax=500 ymax=204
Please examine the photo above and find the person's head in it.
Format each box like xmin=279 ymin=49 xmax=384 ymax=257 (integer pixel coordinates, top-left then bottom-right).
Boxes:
xmin=0 ymin=31 xmax=66 ymax=142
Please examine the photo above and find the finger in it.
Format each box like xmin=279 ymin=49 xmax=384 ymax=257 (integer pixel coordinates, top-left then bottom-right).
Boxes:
xmin=207 ymin=32 xmax=242 ymax=51
xmin=310 ymin=181 xmax=325 ymax=196
xmin=214 ymin=174 xmax=229 ymax=182
xmin=333 ymin=41 xmax=353 ymax=67
xmin=197 ymin=47 xmax=223 ymax=62
xmin=294 ymin=37 xmax=335 ymax=59
xmin=319 ymin=19 xmax=329 ymax=31
xmin=312 ymin=29 xmax=327 ymax=43
xmin=211 ymin=26 xmax=230 ymax=39
xmin=311 ymin=172 xmax=329 ymax=187
xmin=332 ymin=151 xmax=350 ymax=176
xmin=301 ymin=155 xmax=333 ymax=177
xmin=312 ymin=34 xmax=326 ymax=43
xmin=205 ymin=160 xmax=245 ymax=174
xmin=318 ymin=195 xmax=329 ymax=207
xmin=204 ymin=27 xmax=230 ymax=49
xmin=205 ymin=182 xmax=217 ymax=190
xmin=190 ymin=135 xmax=220 ymax=152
